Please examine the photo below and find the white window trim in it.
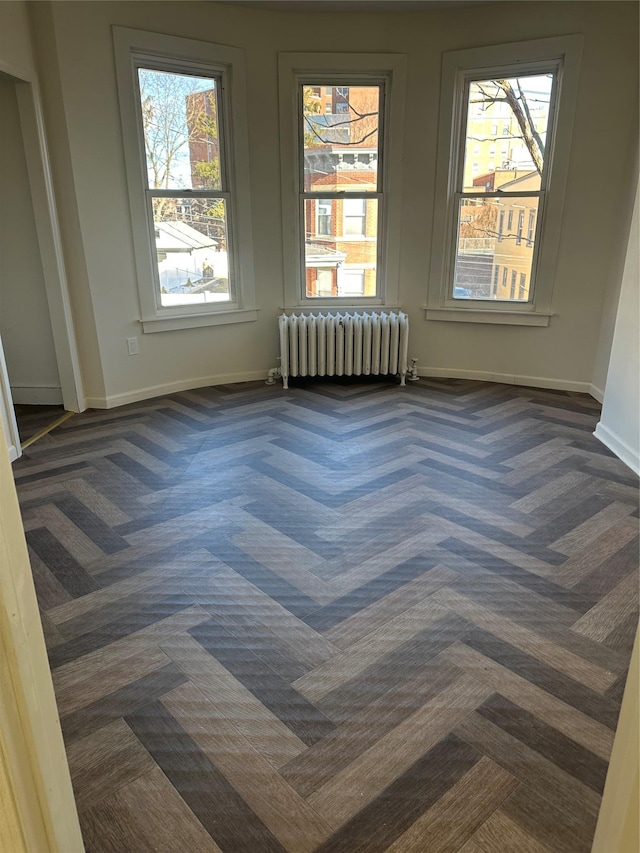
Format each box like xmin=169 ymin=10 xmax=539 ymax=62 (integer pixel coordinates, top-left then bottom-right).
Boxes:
xmin=113 ymin=27 xmax=257 ymax=333
xmin=425 ymin=35 xmax=583 ymax=327
xmin=278 ymin=52 xmax=406 ymax=311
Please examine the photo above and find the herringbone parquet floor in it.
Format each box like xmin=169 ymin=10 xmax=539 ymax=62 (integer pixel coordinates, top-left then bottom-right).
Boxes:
xmin=13 ymin=378 xmax=639 ymax=853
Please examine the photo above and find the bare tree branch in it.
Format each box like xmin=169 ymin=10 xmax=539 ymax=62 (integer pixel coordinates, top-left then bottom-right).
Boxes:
xmin=467 ymin=78 xmax=548 ymax=175
xmin=495 ymin=79 xmax=544 ymax=173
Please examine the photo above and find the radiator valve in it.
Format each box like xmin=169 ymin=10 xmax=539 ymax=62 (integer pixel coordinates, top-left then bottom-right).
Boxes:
xmin=266 ymin=366 xmax=281 ymax=386
xmin=407 ymin=358 xmax=419 ymax=381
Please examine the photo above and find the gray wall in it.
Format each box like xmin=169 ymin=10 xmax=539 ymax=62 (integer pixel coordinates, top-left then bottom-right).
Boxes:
xmin=0 ymin=77 xmax=60 ymax=404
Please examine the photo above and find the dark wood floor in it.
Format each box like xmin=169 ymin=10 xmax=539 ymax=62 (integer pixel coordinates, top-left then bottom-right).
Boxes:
xmin=13 ymin=378 xmax=639 ymax=853
xmin=14 ymin=403 xmax=65 ymax=442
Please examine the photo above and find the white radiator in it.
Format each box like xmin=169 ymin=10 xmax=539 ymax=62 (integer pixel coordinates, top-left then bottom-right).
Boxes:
xmin=278 ymin=311 xmax=409 ymax=389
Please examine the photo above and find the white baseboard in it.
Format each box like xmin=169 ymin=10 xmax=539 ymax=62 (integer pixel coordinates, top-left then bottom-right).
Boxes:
xmin=10 ymin=386 xmax=64 ymax=406
xmin=594 ymin=422 xmax=640 ymax=476
xmin=7 ymin=443 xmax=20 ymax=462
xmin=417 ymin=367 xmax=593 ymax=395
xmin=589 ymin=384 xmax=605 ymax=403
xmin=84 ymin=367 xmax=602 ymax=409
xmin=84 ymin=370 xmax=270 ymax=409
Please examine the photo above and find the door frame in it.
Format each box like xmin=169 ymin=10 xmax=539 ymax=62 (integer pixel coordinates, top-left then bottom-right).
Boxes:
xmin=0 ymin=55 xmax=84 ymax=425
xmin=0 ymin=334 xmax=21 ymax=461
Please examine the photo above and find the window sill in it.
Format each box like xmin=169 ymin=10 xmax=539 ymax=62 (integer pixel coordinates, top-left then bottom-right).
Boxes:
xmin=141 ymin=307 xmax=258 ymax=333
xmin=424 ymin=307 xmax=552 ymax=327
xmin=281 ymin=304 xmax=402 ymax=314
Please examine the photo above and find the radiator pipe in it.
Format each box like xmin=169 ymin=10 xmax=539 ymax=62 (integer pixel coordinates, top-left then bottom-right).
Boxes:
xmin=266 ymin=361 xmax=282 ymax=386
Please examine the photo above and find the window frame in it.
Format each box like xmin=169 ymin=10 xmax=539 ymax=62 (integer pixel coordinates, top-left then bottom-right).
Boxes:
xmin=278 ymin=52 xmax=406 ymax=310
xmin=426 ymin=35 xmax=582 ymax=327
xmin=113 ymin=27 xmax=257 ymax=333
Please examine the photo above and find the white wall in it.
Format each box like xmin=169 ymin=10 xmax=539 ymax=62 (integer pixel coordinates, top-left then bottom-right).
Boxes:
xmin=595 ymin=183 xmax=640 ymax=474
xmin=0 ymin=0 xmax=34 ymax=77
xmin=0 ymin=78 xmax=61 ymax=405
xmin=590 ymin=137 xmax=639 ymax=402
xmin=29 ymin=0 xmax=639 ymax=405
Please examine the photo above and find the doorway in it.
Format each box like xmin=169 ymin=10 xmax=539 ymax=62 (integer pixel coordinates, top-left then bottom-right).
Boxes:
xmin=0 ymin=69 xmax=84 ymax=460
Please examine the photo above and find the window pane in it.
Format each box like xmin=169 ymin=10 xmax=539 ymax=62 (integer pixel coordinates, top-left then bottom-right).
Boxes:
xmin=462 ymin=74 xmax=553 ymax=192
xmin=152 ymin=196 xmax=231 ymax=306
xmin=304 ymin=198 xmax=377 ymax=297
xmin=138 ymin=68 xmax=222 ymax=191
xmin=453 ymin=196 xmax=539 ymax=301
xmin=302 ymin=84 xmax=380 ymax=192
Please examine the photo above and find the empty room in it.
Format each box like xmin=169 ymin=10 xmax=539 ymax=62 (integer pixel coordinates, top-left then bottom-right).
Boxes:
xmin=0 ymin=1 xmax=638 ymax=852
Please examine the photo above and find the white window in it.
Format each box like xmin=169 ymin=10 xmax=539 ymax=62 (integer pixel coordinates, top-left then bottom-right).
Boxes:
xmin=278 ymin=52 xmax=406 ymax=307
xmin=339 ymin=269 xmax=365 ymax=296
xmin=427 ymin=36 xmax=582 ymax=326
xmin=516 ymin=209 xmax=525 ymax=245
xmin=113 ymin=28 xmax=256 ymax=332
xmin=316 ymin=199 xmax=332 ymax=236
xmin=343 ymin=198 xmax=367 ymax=236
xmin=316 ymin=268 xmax=334 ymax=297
xmin=519 ymin=272 xmax=527 ymax=299
xmin=510 ymin=269 xmax=517 ymax=299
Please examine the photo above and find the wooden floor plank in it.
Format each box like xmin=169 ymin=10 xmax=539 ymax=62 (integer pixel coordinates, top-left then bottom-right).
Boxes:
xmin=12 ymin=379 xmax=637 ymax=853
xmin=454 ymin=710 xmax=602 ymax=825
xmin=79 ymin=767 xmax=224 ymax=853
xmin=459 ymin=810 xmax=554 ymax=853
xmin=386 ymin=756 xmax=519 ymax=853
xmin=160 ymin=633 xmax=308 ymax=768
xmin=313 ymin=734 xmax=481 ymax=853
xmin=432 ymin=586 xmax=617 ymax=693
xmin=307 ymin=675 xmax=493 ymax=829
xmin=163 ymin=681 xmax=333 ymax=853
xmin=65 ymin=719 xmax=155 ymax=809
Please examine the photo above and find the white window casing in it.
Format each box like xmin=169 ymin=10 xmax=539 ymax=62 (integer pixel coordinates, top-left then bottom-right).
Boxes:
xmin=113 ymin=27 xmax=257 ymax=333
xmin=426 ymin=35 xmax=582 ymax=326
xmin=278 ymin=52 xmax=406 ymax=310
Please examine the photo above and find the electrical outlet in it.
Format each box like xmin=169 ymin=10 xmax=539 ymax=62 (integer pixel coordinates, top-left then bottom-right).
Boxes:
xmin=127 ymin=336 xmax=139 ymax=356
